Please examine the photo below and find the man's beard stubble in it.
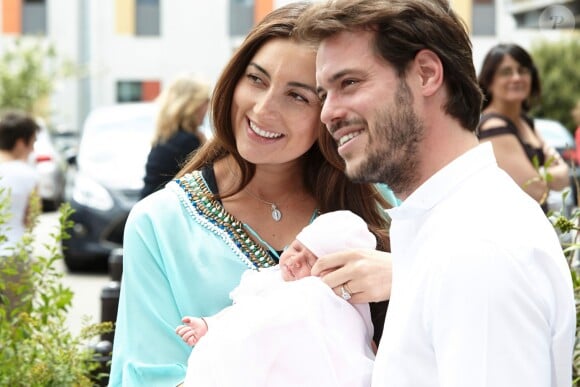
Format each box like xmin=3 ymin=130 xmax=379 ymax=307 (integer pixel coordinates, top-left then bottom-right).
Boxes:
xmin=350 ymin=81 xmax=424 ymax=197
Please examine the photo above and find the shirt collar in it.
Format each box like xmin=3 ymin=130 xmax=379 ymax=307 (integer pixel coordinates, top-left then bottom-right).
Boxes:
xmin=386 ymin=142 xmax=496 ymax=219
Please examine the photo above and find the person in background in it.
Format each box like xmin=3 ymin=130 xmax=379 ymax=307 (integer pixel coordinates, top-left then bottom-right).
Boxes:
xmin=141 ymin=73 xmax=210 ymax=198
xmin=296 ymin=0 xmax=575 ymax=386
xmin=109 ymin=2 xmax=393 ymax=386
xmin=0 ymin=111 xmax=39 ymax=255
xmin=0 ymin=110 xmax=40 ymax=312
xmin=572 ymin=100 xmax=580 ymax=164
xmin=477 ymin=43 xmax=569 ymax=212
xmin=176 ymin=210 xmax=376 ymax=387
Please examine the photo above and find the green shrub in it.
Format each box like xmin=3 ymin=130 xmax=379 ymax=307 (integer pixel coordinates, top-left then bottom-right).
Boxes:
xmin=547 ymin=190 xmax=580 ymax=385
xmin=0 ymin=188 xmax=112 ymax=386
xmin=530 ymin=38 xmax=580 ymax=132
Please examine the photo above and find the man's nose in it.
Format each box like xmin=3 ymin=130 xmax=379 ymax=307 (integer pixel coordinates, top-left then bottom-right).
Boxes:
xmin=320 ymin=94 xmax=347 ymax=130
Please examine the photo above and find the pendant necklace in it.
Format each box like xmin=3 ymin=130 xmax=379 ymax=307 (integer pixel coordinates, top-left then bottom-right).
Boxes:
xmin=244 ymin=189 xmax=283 ymax=222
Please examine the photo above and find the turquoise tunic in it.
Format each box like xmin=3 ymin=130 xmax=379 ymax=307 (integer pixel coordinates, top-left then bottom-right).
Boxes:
xmin=108 ymin=170 xmax=398 ymax=386
xmin=109 ymin=171 xmax=279 ymax=386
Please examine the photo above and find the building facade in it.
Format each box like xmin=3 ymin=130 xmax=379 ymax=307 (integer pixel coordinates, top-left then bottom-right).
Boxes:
xmin=0 ymin=0 xmax=577 ymax=132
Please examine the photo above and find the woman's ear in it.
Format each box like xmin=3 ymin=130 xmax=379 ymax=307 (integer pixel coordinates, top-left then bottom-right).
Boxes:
xmin=414 ymin=49 xmax=444 ymax=97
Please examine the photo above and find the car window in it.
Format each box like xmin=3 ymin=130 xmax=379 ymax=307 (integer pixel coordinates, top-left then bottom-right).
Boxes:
xmin=535 ymin=119 xmax=574 ymax=149
xmin=77 ymin=109 xmax=155 ymax=182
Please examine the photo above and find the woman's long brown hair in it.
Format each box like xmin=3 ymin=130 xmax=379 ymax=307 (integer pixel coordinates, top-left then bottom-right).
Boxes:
xmin=177 ymin=2 xmax=391 ymax=251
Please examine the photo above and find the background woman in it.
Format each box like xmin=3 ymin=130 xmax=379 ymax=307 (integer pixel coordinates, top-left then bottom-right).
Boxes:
xmin=477 ymin=43 xmax=569 ymax=211
xmin=109 ymin=3 xmax=394 ymax=386
xmin=141 ymin=73 xmax=210 ymax=198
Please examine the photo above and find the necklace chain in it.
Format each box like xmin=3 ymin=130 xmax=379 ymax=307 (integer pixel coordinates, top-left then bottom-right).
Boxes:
xmin=244 ymin=188 xmax=282 ymax=222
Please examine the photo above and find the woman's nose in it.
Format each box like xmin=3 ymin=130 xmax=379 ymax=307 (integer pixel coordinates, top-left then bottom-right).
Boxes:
xmin=253 ymin=90 xmax=278 ymax=118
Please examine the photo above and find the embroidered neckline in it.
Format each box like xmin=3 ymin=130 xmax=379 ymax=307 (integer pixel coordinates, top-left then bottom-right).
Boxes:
xmin=174 ymin=171 xmax=278 ymax=270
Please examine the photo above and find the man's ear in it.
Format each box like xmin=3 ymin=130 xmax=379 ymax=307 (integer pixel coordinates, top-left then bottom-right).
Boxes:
xmin=414 ymin=49 xmax=444 ymax=97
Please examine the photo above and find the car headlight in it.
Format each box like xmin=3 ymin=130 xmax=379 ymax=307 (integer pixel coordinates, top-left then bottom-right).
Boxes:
xmin=72 ymin=174 xmax=114 ymax=211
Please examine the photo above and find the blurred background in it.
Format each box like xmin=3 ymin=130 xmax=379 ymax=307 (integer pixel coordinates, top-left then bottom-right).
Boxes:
xmin=0 ymin=0 xmax=579 ymax=274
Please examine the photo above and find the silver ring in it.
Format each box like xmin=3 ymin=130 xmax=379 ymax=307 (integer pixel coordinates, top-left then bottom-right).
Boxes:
xmin=340 ymin=285 xmax=352 ymax=301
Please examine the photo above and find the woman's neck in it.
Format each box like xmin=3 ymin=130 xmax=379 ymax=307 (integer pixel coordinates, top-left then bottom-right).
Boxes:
xmin=216 ymin=156 xmax=306 ymax=199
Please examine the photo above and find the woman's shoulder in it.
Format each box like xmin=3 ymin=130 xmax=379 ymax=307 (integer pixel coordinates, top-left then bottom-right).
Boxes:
xmin=478 ymin=113 xmax=512 ymax=130
xmin=477 ymin=113 xmax=517 ymax=139
xmin=129 ymin=170 xmax=206 ymax=223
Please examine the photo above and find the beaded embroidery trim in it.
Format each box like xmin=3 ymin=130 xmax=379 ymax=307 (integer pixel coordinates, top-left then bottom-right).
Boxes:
xmin=173 ymin=171 xmax=277 ymax=270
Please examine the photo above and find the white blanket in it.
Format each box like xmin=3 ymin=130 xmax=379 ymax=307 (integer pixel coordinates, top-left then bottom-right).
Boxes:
xmin=184 ymin=269 xmax=374 ymax=387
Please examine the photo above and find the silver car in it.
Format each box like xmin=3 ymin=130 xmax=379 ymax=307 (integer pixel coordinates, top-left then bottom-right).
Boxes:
xmin=31 ymin=125 xmax=66 ymax=211
xmin=534 ymin=117 xmax=576 ymax=217
xmin=62 ymin=102 xmax=156 ymax=271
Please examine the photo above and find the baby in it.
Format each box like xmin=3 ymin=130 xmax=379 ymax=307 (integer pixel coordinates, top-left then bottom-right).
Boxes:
xmin=175 ymin=210 xmax=377 ymax=387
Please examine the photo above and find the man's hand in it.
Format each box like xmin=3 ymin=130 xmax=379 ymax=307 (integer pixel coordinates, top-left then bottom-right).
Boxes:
xmin=312 ymin=249 xmax=392 ymax=303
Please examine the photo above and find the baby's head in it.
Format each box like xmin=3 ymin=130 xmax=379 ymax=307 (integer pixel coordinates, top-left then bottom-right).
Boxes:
xmin=280 ymin=210 xmax=376 ymax=281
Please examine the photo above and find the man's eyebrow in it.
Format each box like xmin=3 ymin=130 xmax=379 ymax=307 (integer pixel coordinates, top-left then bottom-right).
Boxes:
xmin=317 ymin=69 xmax=357 ymax=95
xmin=323 ymin=69 xmax=353 ymax=87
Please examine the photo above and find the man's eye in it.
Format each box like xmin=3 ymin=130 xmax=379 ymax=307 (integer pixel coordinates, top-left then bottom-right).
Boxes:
xmin=342 ymin=79 xmax=358 ymax=88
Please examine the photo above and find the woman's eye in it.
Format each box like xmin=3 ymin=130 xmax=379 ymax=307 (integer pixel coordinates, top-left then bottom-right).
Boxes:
xmin=246 ymin=73 xmax=263 ymax=84
xmin=289 ymin=92 xmax=308 ymax=103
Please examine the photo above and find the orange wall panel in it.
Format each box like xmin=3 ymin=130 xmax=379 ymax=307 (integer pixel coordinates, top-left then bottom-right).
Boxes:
xmin=2 ymin=0 xmax=22 ymax=34
xmin=254 ymin=0 xmax=273 ymax=25
xmin=141 ymin=81 xmax=161 ymax=101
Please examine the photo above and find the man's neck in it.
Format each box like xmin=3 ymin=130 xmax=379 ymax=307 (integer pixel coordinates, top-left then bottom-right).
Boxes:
xmin=397 ymin=119 xmax=479 ymax=201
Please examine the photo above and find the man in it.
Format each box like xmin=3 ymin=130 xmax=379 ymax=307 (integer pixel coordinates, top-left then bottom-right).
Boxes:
xmin=296 ymin=1 xmax=575 ymax=386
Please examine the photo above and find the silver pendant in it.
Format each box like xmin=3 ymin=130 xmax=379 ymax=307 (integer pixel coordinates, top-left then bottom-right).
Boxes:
xmin=271 ymin=204 xmax=282 ymax=222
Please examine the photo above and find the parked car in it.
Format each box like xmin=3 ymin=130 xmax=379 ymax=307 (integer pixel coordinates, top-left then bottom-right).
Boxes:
xmin=534 ymin=117 xmax=577 ymax=216
xmin=62 ymin=102 xmax=156 ymax=271
xmin=31 ymin=124 xmax=67 ymax=211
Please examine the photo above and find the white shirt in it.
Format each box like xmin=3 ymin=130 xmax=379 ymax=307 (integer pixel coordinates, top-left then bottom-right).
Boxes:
xmin=184 ymin=267 xmax=375 ymax=387
xmin=0 ymin=160 xmax=38 ymax=255
xmin=374 ymin=143 xmax=575 ymax=387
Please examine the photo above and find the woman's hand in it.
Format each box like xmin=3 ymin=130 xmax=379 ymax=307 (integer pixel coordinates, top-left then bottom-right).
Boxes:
xmin=311 ymin=249 xmax=392 ymax=304
xmin=543 ymin=144 xmax=571 ymax=191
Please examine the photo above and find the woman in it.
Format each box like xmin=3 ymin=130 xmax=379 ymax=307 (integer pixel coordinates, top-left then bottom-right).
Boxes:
xmin=141 ymin=73 xmax=210 ymax=198
xmin=109 ymin=3 xmax=394 ymax=386
xmin=477 ymin=43 xmax=569 ymax=211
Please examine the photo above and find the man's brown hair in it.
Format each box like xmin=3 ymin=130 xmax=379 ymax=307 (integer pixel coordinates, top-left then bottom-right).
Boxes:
xmin=295 ymin=0 xmax=483 ymax=132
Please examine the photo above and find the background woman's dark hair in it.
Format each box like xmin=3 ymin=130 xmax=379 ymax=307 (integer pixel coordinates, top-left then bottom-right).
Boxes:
xmin=478 ymin=43 xmax=541 ymax=111
xmin=177 ymin=1 xmax=391 ymax=250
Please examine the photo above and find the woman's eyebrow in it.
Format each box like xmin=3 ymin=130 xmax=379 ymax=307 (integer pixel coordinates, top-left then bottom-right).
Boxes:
xmin=249 ymin=62 xmax=316 ymax=95
xmin=248 ymin=62 xmax=269 ymax=78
